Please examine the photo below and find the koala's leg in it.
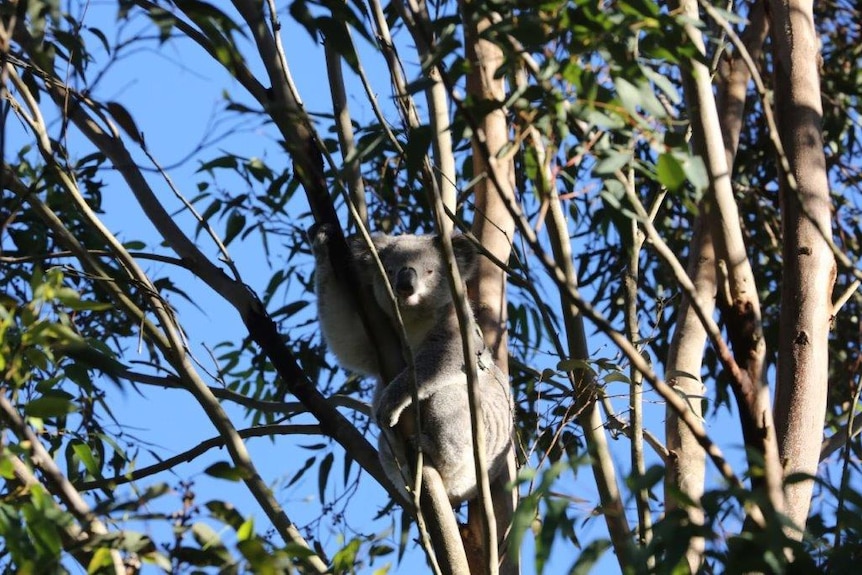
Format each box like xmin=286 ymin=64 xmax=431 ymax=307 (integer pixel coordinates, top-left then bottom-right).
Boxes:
xmin=310 ymin=224 xmax=379 ymax=376
xmin=419 ymin=387 xmax=479 ymax=503
xmin=374 ymin=322 xmax=471 ymax=428
xmin=479 ymin=364 xmax=515 ymax=480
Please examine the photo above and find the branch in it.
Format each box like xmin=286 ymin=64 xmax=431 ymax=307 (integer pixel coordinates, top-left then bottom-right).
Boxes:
xmin=76 ymin=424 xmax=322 ymax=491
xmin=670 ymin=0 xmax=784 ymax=517
xmin=620 ymin=167 xmax=653 ymax=552
xmin=535 ymin=132 xmax=632 ymax=567
xmin=324 ymin=25 xmax=368 ymax=226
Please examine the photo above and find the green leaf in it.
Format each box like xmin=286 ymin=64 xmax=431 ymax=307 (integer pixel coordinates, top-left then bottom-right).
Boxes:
xmin=223 ymin=211 xmax=246 ymax=246
xmin=206 ymin=500 xmax=245 ymax=530
xmin=72 ymin=442 xmax=101 ymax=478
xmin=333 ymin=538 xmax=362 ymax=572
xmin=642 ymin=65 xmax=681 ymax=105
xmin=24 ymin=394 xmax=77 ymax=418
xmin=192 ymin=521 xmax=222 ymax=549
xmin=568 ymin=539 xmax=611 ymax=575
xmin=106 ymin=102 xmax=143 ymax=144
xmin=237 ymin=517 xmax=254 ymax=542
xmin=614 ymin=76 xmax=642 ymax=117
xmin=318 ymin=452 xmax=333 ymax=503
xmin=197 ymin=155 xmax=238 ymax=172
xmin=87 ymin=547 xmax=115 ymax=574
xmin=656 ymin=153 xmax=687 ymax=192
xmin=204 ymin=461 xmax=249 ymax=481
xmin=603 ymin=371 xmax=631 ymax=384
xmin=593 ymin=150 xmax=631 ymax=175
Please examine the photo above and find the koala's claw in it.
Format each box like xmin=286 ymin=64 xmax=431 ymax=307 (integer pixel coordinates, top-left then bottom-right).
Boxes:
xmin=308 ymin=222 xmax=337 ymax=251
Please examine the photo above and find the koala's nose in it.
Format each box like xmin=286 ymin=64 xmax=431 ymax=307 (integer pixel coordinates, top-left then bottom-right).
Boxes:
xmin=395 ymin=267 xmax=418 ymax=296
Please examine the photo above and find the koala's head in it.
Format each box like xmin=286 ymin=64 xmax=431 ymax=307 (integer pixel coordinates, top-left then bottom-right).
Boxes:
xmin=352 ymin=234 xmax=478 ymax=316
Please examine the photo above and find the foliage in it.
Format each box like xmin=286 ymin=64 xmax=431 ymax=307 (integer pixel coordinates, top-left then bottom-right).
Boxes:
xmin=1 ymin=0 xmax=861 ymax=573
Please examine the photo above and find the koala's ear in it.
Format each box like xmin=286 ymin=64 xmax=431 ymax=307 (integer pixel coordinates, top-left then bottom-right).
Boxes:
xmin=347 ymin=235 xmax=371 ymax=263
xmin=451 ymin=235 xmax=479 ymax=280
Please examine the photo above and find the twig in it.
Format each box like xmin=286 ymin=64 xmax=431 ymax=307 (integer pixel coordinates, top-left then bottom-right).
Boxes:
xmin=620 ymin=166 xmax=653 ymax=551
xmin=76 ymin=424 xmax=322 ymax=491
xmin=119 ymin=369 xmax=371 ymax=416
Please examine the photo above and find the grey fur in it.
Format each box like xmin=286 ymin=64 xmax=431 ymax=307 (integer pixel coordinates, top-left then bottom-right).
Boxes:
xmin=311 ymin=225 xmax=513 ymax=504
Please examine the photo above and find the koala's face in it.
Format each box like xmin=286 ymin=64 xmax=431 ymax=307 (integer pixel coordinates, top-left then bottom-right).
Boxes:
xmin=356 ymin=234 xmax=477 ymax=316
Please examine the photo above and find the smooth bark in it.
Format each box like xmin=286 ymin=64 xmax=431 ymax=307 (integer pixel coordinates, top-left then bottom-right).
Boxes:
xmin=671 ymin=0 xmax=784 ymax=515
xmin=769 ymin=0 xmax=837 ymax=535
xmin=461 ymin=4 xmax=518 ymax=573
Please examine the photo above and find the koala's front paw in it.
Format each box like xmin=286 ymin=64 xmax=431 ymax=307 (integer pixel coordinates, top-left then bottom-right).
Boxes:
xmin=308 ymin=223 xmax=337 ymax=255
xmin=375 ymin=389 xmax=411 ymax=429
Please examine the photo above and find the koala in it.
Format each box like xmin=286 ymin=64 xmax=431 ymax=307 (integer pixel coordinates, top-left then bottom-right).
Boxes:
xmin=311 ymin=224 xmax=513 ymax=504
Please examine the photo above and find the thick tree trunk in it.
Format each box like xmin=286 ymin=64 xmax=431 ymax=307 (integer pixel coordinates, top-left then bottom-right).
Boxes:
xmin=461 ymin=4 xmax=518 ymax=573
xmin=671 ymin=0 xmax=784 ymax=517
xmin=664 ymin=10 xmax=770 ymax=570
xmin=769 ymin=0 xmax=837 ymax=536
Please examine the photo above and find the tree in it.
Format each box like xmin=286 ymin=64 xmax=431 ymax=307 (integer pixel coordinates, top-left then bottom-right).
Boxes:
xmin=1 ymin=0 xmax=860 ymax=573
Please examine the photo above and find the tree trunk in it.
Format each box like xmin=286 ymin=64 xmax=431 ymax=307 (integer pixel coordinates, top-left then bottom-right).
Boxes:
xmin=671 ymin=0 xmax=784 ymax=516
xmin=664 ymin=214 xmax=714 ymax=573
xmin=769 ymin=0 xmax=837 ymax=536
xmin=461 ymin=4 xmax=518 ymax=573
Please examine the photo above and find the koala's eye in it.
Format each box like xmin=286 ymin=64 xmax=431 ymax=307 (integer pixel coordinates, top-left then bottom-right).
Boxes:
xmin=425 ymin=269 xmax=434 ymax=275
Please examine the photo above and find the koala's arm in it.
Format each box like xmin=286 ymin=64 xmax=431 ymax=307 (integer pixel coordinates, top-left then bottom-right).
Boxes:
xmin=311 ymin=225 xmax=380 ymax=376
xmin=374 ymin=321 xmax=484 ymax=428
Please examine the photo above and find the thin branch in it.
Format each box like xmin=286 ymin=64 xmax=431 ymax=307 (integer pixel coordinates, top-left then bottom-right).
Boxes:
xmin=597 ymin=390 xmax=670 ymax=462
xmin=119 ymin=369 xmax=371 ymax=416
xmin=535 ymin=129 xmax=632 ymax=566
xmin=76 ymin=424 xmax=322 ymax=491
xmin=324 ymin=26 xmax=368 ymax=226
xmin=393 ymin=0 xmax=457 ymax=210
xmin=428 ymin=147 xmax=499 ymax=574
xmin=368 ymin=0 xmax=421 ymax=129
xmin=0 ymin=249 xmax=188 ymax=268
xmin=621 ymin=166 xmax=653 ymax=551
xmin=141 ymin=146 xmax=242 ymax=281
